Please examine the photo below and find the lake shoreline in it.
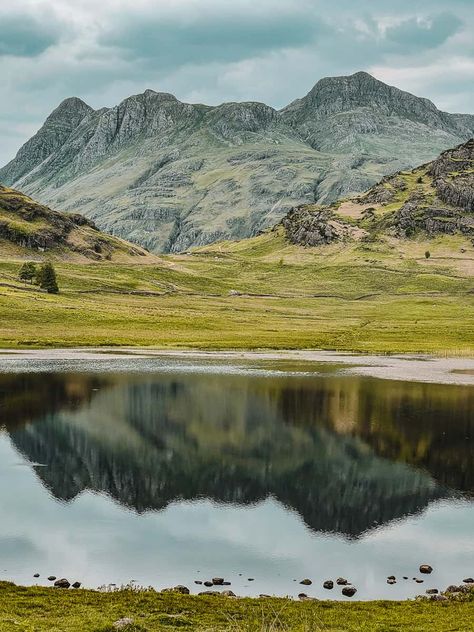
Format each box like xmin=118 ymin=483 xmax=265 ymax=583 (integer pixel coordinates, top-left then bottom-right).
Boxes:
xmin=0 ymin=347 xmax=473 ymax=385
xmin=0 ymin=581 xmax=472 ymax=631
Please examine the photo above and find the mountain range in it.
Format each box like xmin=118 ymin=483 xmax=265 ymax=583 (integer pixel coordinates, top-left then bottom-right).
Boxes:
xmin=1 ymin=71 xmax=473 ymax=253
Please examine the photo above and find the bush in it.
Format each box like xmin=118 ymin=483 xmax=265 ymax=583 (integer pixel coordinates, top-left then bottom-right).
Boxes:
xmin=425 ymin=251 xmax=431 ymax=259
xmin=36 ymin=262 xmax=59 ymax=294
xmin=18 ymin=261 xmax=37 ymax=284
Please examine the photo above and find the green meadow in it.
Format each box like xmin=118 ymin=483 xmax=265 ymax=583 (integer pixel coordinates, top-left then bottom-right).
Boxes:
xmin=0 ymin=229 xmax=473 ymax=353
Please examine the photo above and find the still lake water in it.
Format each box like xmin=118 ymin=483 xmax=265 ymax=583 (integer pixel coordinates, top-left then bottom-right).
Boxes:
xmin=0 ymin=355 xmax=473 ymax=600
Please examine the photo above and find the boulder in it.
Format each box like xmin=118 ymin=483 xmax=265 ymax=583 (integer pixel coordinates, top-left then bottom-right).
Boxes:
xmin=426 ymin=589 xmax=438 ymax=595
xmin=300 ymin=579 xmax=312 ymax=586
xmin=47 ymin=576 xmax=56 ymax=582
xmin=342 ymin=586 xmax=357 ymax=597
xmin=212 ymin=577 xmax=224 ymax=585
xmin=323 ymin=581 xmax=334 ymax=590
xmin=336 ymin=578 xmax=348 ymax=586
xmin=72 ymin=582 xmax=81 ymax=589
xmin=419 ymin=565 xmax=433 ymax=574
xmin=222 ymin=590 xmax=236 ymax=597
xmin=54 ymin=578 xmax=70 ymax=589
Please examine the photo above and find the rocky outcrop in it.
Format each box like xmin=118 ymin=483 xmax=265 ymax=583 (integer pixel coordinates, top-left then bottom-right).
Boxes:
xmin=283 ymin=139 xmax=474 ymax=246
xmin=1 ymin=72 xmax=473 ymax=253
xmin=428 ymin=139 xmax=474 ymax=212
xmin=282 ymin=206 xmax=366 ymax=246
xmin=385 ymin=204 xmax=474 ymax=238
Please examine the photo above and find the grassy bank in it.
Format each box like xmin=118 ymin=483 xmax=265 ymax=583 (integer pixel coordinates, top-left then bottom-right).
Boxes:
xmin=0 ymin=230 xmax=473 ymax=353
xmin=0 ymin=583 xmax=472 ymax=632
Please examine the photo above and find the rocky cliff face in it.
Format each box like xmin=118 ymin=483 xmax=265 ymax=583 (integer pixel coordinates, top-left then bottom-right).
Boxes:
xmin=1 ymin=72 xmax=473 ymax=253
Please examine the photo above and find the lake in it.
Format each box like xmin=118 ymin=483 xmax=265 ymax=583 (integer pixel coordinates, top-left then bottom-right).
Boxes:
xmin=0 ymin=353 xmax=473 ymax=600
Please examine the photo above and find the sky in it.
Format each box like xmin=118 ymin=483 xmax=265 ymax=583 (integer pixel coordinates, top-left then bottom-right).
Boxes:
xmin=0 ymin=0 xmax=473 ymax=166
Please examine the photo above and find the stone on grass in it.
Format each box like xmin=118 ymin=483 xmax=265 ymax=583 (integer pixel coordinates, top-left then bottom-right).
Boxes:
xmin=54 ymin=579 xmax=70 ymax=589
xmin=113 ymin=618 xmax=134 ymax=630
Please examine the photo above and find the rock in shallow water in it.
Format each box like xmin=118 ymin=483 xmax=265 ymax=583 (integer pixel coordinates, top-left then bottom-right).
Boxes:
xmin=323 ymin=581 xmax=334 ymax=590
xmin=342 ymin=586 xmax=357 ymax=597
xmin=419 ymin=565 xmax=433 ymax=574
xmin=336 ymin=578 xmax=348 ymax=586
xmin=300 ymin=579 xmax=312 ymax=586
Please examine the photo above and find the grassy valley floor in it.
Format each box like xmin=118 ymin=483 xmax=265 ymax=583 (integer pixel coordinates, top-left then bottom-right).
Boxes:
xmin=0 ymin=229 xmax=473 ymax=354
xmin=0 ymin=583 xmax=473 ymax=632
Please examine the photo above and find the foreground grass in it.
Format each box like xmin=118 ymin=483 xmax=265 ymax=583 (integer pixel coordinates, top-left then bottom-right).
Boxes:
xmin=0 ymin=230 xmax=473 ymax=354
xmin=0 ymin=583 xmax=472 ymax=632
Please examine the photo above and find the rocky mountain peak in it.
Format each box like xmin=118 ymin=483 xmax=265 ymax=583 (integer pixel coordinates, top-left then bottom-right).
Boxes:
xmin=282 ymin=70 xmax=441 ymax=123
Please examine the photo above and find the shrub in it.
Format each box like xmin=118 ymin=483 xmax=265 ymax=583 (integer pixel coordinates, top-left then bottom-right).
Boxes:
xmin=425 ymin=251 xmax=431 ymax=259
xmin=36 ymin=262 xmax=59 ymax=294
xmin=18 ymin=261 xmax=37 ymax=283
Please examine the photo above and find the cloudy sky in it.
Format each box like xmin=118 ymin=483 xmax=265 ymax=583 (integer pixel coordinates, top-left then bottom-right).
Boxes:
xmin=1 ymin=0 xmax=473 ymax=165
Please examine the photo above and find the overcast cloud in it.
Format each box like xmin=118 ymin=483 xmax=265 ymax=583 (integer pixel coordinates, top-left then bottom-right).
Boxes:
xmin=0 ymin=0 xmax=473 ymax=165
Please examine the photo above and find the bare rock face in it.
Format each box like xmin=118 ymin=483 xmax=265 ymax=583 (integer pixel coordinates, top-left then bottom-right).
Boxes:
xmin=1 ymin=72 xmax=473 ymax=253
xmin=282 ymin=206 xmax=367 ymax=246
xmin=429 ymin=139 xmax=474 ymax=212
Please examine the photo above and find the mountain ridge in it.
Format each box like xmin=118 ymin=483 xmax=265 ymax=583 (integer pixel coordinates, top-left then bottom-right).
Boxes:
xmin=1 ymin=71 xmax=473 ymax=253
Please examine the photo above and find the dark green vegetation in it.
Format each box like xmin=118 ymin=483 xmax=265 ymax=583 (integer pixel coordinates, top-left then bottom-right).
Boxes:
xmin=0 ymin=583 xmax=472 ymax=631
xmin=1 ymin=72 xmax=473 ymax=253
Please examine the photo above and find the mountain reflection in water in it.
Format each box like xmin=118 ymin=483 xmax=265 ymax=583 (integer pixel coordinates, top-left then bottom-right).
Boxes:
xmin=1 ymin=367 xmax=472 ymax=539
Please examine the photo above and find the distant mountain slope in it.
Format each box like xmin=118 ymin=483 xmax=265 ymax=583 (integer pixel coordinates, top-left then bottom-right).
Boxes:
xmin=1 ymin=72 xmax=473 ymax=253
xmin=0 ymin=185 xmax=152 ymax=261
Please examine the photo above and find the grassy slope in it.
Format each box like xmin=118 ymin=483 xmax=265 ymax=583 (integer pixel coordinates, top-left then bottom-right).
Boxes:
xmin=0 ymin=227 xmax=473 ymax=353
xmin=0 ymin=583 xmax=472 ymax=632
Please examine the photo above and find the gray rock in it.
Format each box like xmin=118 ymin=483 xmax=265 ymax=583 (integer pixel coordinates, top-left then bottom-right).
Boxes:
xmin=342 ymin=586 xmax=357 ymax=597
xmin=222 ymin=590 xmax=236 ymax=597
xmin=336 ymin=578 xmax=348 ymax=586
xmin=47 ymin=576 xmax=56 ymax=582
xmin=463 ymin=578 xmax=474 ymax=583
xmin=113 ymin=618 xmax=134 ymax=629
xmin=72 ymin=582 xmax=81 ymax=589
xmin=212 ymin=578 xmax=224 ymax=585
xmin=426 ymin=589 xmax=439 ymax=594
xmin=419 ymin=565 xmax=433 ymax=574
xmin=54 ymin=579 xmax=70 ymax=589
xmin=300 ymin=579 xmax=312 ymax=586
xmin=323 ymin=581 xmax=334 ymax=590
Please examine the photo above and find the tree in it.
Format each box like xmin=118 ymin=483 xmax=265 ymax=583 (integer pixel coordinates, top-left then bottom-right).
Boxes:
xmin=36 ymin=262 xmax=59 ymax=294
xmin=18 ymin=261 xmax=37 ymax=284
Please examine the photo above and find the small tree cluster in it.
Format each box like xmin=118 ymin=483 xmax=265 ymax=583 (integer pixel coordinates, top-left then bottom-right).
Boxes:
xmin=18 ymin=261 xmax=59 ymax=293
xmin=18 ymin=261 xmax=36 ymax=284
